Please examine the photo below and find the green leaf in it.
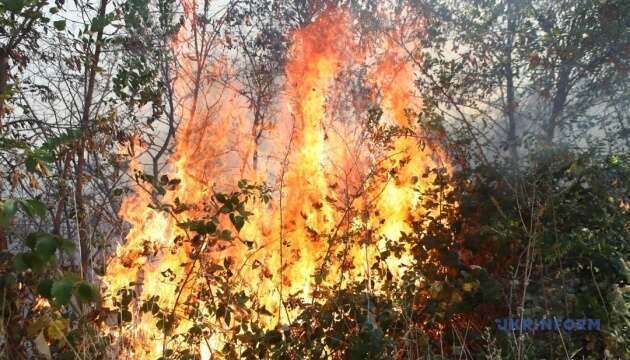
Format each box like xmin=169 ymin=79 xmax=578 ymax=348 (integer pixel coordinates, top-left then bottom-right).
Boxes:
xmin=75 ymin=281 xmax=98 ymax=302
xmin=140 ymin=296 xmax=160 ymax=314
xmin=90 ymin=15 xmax=109 ymax=32
xmin=219 ymin=229 xmax=232 ymax=241
xmin=0 ymin=0 xmax=24 ymax=13
xmin=35 ymin=236 xmax=58 ymax=260
xmin=37 ymin=279 xmax=54 ymax=298
xmin=0 ymin=199 xmax=18 ymax=228
xmin=188 ymin=324 xmax=202 ymax=335
xmin=42 ymin=129 xmax=81 ymax=150
xmin=25 ymin=231 xmax=47 ymax=249
xmin=25 ymin=156 xmax=38 ymax=173
xmin=177 ymin=220 xmax=216 ymax=235
xmin=13 ymin=253 xmax=29 ymax=272
xmin=53 ymin=20 xmax=66 ymax=31
xmin=229 ymin=214 xmax=245 ymax=232
xmin=19 ymin=199 xmax=47 ymax=219
xmin=25 ymin=149 xmax=54 ymax=174
xmin=13 ymin=252 xmax=45 ymax=273
xmin=51 ymin=279 xmax=74 ymax=306
xmin=264 ymin=330 xmax=282 ymax=345
xmin=119 ymin=310 xmax=132 ymax=323
xmin=215 ymin=193 xmax=227 ymax=203
xmin=58 ymin=238 xmax=76 ymax=252
xmin=224 ymin=307 xmax=231 ymax=325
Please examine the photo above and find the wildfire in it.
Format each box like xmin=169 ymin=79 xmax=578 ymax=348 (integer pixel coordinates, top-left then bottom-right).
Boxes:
xmin=102 ymin=5 xmax=450 ymax=358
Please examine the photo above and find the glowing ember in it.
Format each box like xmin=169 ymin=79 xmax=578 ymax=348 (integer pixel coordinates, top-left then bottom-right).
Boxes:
xmin=102 ymin=6 xmax=450 ymax=358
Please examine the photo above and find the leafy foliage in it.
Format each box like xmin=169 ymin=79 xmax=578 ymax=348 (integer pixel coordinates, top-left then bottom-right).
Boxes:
xmin=0 ymin=196 xmax=101 ymax=358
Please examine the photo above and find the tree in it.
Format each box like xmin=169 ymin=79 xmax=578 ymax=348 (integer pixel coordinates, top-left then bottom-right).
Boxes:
xmin=0 ymin=0 xmax=68 ymax=250
xmin=74 ymin=0 xmax=110 ymax=278
xmin=413 ymin=0 xmax=630 ymax=167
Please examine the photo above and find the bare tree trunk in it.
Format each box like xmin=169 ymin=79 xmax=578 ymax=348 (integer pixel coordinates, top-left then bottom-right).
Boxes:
xmin=75 ymin=0 xmax=108 ymax=279
xmin=545 ymin=64 xmax=571 ymax=145
xmin=0 ymin=3 xmax=45 ymax=129
xmin=505 ymin=0 xmax=518 ymax=167
xmin=0 ymin=50 xmax=9 ymax=130
xmin=0 ymin=229 xmax=7 ymax=251
xmin=0 ymin=50 xmax=8 ymax=250
xmin=152 ymin=59 xmax=176 ymax=180
xmin=252 ymin=107 xmax=263 ymax=171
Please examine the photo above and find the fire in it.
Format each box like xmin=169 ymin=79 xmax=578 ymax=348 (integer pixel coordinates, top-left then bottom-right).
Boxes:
xmin=102 ymin=5 xmax=450 ymax=358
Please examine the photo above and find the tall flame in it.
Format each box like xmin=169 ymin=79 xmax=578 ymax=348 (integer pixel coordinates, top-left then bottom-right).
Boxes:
xmin=103 ymin=6 xmax=449 ymax=358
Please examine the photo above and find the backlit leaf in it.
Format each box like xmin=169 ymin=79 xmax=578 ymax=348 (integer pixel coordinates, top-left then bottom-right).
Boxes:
xmin=34 ymin=332 xmax=52 ymax=359
xmin=0 ymin=199 xmax=18 ymax=227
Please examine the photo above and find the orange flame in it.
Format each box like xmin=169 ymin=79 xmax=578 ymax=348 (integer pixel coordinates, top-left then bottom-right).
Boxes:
xmin=102 ymin=6 xmax=450 ymax=358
